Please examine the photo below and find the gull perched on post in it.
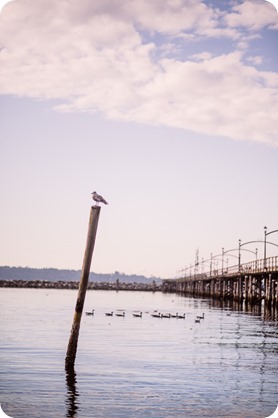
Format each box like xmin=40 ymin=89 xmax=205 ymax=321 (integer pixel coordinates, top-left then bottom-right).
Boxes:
xmin=92 ymin=191 xmax=108 ymax=205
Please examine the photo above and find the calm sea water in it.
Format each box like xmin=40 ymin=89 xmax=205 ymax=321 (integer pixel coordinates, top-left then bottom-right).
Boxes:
xmin=0 ymin=288 xmax=277 ymax=418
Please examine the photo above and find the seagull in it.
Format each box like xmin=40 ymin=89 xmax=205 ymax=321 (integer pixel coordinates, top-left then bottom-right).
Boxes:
xmin=92 ymin=191 xmax=108 ymax=205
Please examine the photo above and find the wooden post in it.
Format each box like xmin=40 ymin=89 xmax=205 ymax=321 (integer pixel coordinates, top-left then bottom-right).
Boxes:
xmin=65 ymin=205 xmax=101 ymax=368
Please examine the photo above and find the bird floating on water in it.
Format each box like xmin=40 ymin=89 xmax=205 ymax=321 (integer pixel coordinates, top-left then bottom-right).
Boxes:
xmin=115 ymin=312 xmax=125 ymax=317
xmin=105 ymin=311 xmax=113 ymax=316
xmin=151 ymin=312 xmax=161 ymax=318
xmin=161 ymin=313 xmax=171 ymax=318
xmin=92 ymin=191 xmax=108 ymax=205
xmin=133 ymin=312 xmax=142 ymax=318
xmin=85 ymin=309 xmax=94 ymax=316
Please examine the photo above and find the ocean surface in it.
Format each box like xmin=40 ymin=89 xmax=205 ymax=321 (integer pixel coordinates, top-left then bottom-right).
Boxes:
xmin=0 ymin=288 xmax=277 ymax=418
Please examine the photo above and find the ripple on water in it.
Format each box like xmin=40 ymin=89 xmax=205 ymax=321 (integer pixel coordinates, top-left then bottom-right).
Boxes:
xmin=0 ymin=289 xmax=277 ymax=418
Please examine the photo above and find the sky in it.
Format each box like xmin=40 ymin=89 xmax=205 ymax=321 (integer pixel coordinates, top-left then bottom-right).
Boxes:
xmin=0 ymin=0 xmax=278 ymax=279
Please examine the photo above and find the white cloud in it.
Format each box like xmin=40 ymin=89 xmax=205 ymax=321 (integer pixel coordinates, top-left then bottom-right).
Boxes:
xmin=246 ymin=55 xmax=263 ymax=65
xmin=121 ymin=52 xmax=278 ymax=145
xmin=225 ymin=0 xmax=278 ymax=30
xmin=0 ymin=0 xmax=277 ymax=145
xmin=190 ymin=51 xmax=214 ymax=61
xmin=124 ymin=0 xmax=219 ymax=35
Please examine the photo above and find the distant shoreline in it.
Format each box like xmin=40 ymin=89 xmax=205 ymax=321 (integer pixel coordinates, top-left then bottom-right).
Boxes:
xmin=0 ymin=279 xmax=162 ymax=292
xmin=0 ymin=266 xmax=163 ymax=284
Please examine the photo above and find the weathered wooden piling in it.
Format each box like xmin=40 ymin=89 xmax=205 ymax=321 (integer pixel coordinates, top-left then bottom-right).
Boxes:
xmin=65 ymin=205 xmax=100 ymax=368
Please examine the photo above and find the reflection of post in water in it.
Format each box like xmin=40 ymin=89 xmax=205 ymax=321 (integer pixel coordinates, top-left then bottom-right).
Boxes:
xmin=264 ymin=301 xmax=278 ymax=322
xmin=65 ymin=366 xmax=79 ymax=418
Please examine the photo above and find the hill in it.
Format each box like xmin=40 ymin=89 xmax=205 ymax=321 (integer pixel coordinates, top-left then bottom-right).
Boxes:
xmin=0 ymin=266 xmax=162 ymax=284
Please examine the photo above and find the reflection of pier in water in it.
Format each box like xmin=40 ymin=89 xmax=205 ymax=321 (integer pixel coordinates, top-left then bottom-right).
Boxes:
xmin=208 ymin=297 xmax=278 ymax=322
xmin=163 ymin=256 xmax=278 ymax=321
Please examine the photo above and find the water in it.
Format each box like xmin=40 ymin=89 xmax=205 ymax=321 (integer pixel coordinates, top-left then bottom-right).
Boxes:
xmin=0 ymin=288 xmax=277 ymax=418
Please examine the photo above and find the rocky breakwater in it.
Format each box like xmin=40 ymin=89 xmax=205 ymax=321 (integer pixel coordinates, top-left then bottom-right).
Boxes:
xmin=0 ymin=280 xmax=162 ymax=292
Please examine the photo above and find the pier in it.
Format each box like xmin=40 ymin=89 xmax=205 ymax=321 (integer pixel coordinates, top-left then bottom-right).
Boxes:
xmin=162 ymin=256 xmax=278 ymax=310
xmin=163 ymin=227 xmax=278 ymax=320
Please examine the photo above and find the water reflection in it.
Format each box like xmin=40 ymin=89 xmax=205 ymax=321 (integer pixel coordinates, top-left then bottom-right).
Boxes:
xmin=263 ymin=302 xmax=278 ymax=322
xmin=208 ymin=297 xmax=278 ymax=322
xmin=1 ymin=289 xmax=277 ymax=418
xmin=65 ymin=366 xmax=79 ymax=418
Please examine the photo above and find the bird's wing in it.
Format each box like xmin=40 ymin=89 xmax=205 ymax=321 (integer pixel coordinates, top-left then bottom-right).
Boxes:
xmin=98 ymin=194 xmax=108 ymax=204
xmin=93 ymin=192 xmax=108 ymax=204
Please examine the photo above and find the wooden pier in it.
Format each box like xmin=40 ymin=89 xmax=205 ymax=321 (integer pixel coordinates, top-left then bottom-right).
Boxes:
xmin=162 ymin=256 xmax=278 ymax=313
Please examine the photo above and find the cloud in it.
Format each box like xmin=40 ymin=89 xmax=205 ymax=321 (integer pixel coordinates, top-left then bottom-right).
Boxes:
xmin=0 ymin=0 xmax=277 ymax=145
xmin=124 ymin=0 xmax=220 ymax=35
xmin=224 ymin=0 xmax=278 ymax=30
xmin=122 ymin=52 xmax=278 ymax=145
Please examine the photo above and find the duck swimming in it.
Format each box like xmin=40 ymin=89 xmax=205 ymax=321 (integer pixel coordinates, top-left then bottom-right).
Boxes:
xmin=115 ymin=311 xmax=125 ymax=317
xmin=85 ymin=309 xmax=94 ymax=316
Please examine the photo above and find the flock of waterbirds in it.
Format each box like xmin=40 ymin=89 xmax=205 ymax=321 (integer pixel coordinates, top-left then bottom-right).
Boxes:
xmin=85 ymin=309 xmax=205 ymax=323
